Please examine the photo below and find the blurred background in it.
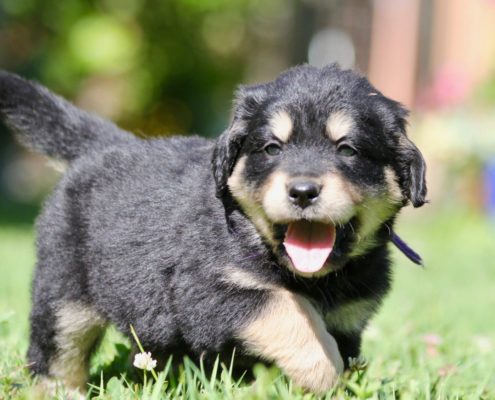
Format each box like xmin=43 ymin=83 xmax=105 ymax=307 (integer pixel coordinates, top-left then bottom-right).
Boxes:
xmin=1 ymin=0 xmax=495 ymax=219
xmin=0 ymin=0 xmax=495 ymax=395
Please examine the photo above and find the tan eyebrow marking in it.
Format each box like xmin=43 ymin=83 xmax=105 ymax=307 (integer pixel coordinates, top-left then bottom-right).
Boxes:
xmin=325 ymin=111 xmax=354 ymax=142
xmin=269 ymin=110 xmax=293 ymax=143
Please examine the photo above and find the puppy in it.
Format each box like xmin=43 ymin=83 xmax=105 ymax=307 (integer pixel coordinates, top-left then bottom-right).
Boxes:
xmin=0 ymin=64 xmax=426 ymax=395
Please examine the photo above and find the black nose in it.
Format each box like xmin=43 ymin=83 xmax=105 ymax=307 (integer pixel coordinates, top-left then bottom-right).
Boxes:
xmin=288 ymin=181 xmax=321 ymax=209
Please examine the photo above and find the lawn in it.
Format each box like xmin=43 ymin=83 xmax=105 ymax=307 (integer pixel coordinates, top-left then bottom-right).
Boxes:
xmin=0 ymin=207 xmax=494 ymax=399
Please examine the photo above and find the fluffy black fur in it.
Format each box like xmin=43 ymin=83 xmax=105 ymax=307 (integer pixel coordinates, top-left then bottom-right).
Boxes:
xmin=0 ymin=65 xmax=426 ymax=394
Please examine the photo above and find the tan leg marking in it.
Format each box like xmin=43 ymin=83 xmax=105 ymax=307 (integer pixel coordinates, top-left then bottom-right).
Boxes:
xmin=239 ymin=290 xmax=344 ymax=394
xmin=325 ymin=299 xmax=378 ymax=333
xmin=269 ymin=110 xmax=293 ymax=142
xmin=35 ymin=377 xmax=86 ymax=400
xmin=326 ymin=111 xmax=354 ymax=142
xmin=49 ymin=302 xmax=106 ymax=392
xmin=222 ymin=266 xmax=278 ymax=291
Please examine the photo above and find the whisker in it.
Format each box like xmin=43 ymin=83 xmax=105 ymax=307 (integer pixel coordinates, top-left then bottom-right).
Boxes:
xmin=384 ymin=223 xmax=392 ymax=236
xmin=348 ymin=220 xmax=356 ymax=235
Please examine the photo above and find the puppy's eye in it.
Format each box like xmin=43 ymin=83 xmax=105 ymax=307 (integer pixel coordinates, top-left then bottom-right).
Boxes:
xmin=264 ymin=143 xmax=282 ymax=156
xmin=337 ymin=144 xmax=357 ymax=157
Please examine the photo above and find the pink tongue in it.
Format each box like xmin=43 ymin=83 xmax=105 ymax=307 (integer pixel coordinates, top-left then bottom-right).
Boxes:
xmin=283 ymin=221 xmax=336 ymax=273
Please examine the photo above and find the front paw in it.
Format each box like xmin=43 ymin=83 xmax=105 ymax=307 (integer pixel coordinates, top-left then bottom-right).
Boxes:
xmin=285 ymin=333 xmax=344 ymax=394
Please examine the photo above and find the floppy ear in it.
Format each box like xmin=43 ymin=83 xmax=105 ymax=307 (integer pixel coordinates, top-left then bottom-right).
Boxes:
xmin=377 ymin=97 xmax=427 ymax=208
xmin=211 ymin=119 xmax=246 ymax=199
xmin=398 ymin=135 xmax=427 ymax=208
xmin=211 ymin=84 xmax=267 ymax=199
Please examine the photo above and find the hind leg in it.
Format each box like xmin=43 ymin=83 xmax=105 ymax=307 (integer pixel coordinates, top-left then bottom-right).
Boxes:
xmin=28 ymin=300 xmax=106 ymax=393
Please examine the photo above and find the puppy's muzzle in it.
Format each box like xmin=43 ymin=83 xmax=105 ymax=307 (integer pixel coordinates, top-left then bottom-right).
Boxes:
xmin=288 ymin=180 xmax=322 ymax=209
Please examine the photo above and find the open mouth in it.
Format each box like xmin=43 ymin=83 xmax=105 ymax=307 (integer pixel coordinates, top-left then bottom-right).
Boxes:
xmin=283 ymin=220 xmax=336 ymax=274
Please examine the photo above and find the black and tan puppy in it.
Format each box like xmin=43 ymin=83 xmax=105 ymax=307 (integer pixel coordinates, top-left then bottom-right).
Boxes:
xmin=0 ymin=64 xmax=426 ymax=394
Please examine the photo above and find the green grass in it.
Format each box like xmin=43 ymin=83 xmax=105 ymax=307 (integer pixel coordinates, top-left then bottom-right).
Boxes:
xmin=1 ymin=207 xmax=494 ymax=399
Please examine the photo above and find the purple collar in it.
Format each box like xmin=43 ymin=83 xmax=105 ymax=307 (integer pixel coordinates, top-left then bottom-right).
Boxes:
xmin=390 ymin=231 xmax=423 ymax=266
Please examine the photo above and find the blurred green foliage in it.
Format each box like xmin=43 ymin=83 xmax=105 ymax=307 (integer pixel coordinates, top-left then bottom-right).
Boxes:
xmin=0 ymin=0 xmax=291 ymax=136
xmin=476 ymin=71 xmax=495 ymax=106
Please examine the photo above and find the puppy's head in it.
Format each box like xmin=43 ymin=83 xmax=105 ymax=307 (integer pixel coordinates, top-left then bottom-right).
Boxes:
xmin=212 ymin=65 xmax=426 ymax=277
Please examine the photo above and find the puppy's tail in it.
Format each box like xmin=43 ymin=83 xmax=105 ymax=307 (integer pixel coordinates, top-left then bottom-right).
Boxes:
xmin=0 ymin=70 xmax=135 ymax=162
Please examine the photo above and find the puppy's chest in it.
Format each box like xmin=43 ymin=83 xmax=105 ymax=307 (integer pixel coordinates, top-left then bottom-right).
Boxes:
xmin=322 ymin=298 xmax=378 ymax=334
xmin=304 ymin=283 xmax=380 ymax=335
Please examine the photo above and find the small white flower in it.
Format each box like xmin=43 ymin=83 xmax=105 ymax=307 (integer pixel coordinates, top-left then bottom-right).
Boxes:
xmin=133 ymin=352 xmax=157 ymax=371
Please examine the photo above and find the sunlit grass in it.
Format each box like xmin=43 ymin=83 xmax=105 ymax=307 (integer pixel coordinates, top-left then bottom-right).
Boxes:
xmin=0 ymin=208 xmax=494 ymax=399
